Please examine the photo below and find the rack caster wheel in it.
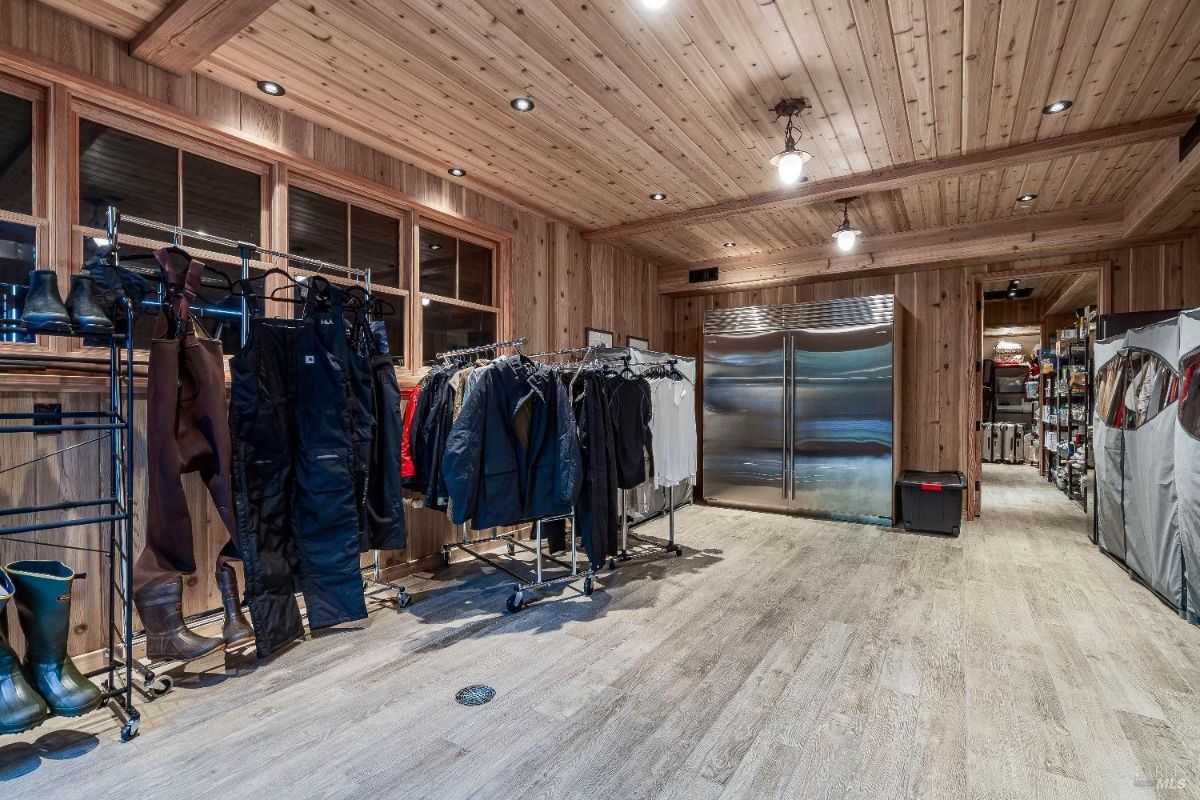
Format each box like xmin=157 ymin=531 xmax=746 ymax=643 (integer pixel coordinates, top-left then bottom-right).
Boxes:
xmin=397 ymin=590 xmax=413 ymax=608
xmin=608 ymin=558 xmax=617 ymax=571
xmin=506 ymin=542 xmax=516 ymax=556
xmin=441 ymin=550 xmax=451 ymax=567
xmin=506 ymin=592 xmax=525 ymax=613
xmin=583 ymin=577 xmax=594 ymax=596
xmin=145 ymin=674 xmax=173 ymax=698
xmin=673 ymin=546 xmax=683 ymax=557
xmin=120 ymin=717 xmax=140 ymax=742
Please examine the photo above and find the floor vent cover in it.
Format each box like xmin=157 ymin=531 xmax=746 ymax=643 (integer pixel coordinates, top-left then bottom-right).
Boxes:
xmin=456 ymin=685 xmax=496 ymax=706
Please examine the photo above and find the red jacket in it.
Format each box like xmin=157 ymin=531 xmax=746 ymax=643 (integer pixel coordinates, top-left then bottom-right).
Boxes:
xmin=400 ymin=385 xmax=420 ymax=480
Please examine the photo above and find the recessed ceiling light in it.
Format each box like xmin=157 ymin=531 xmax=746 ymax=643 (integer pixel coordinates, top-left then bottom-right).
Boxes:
xmin=640 ymin=0 xmax=670 ymax=8
xmin=256 ymin=80 xmax=285 ymax=97
xmin=1017 ymin=193 xmax=1038 ymax=202
xmin=722 ymin=242 xmax=737 ymax=248
xmin=510 ymin=97 xmax=535 ymax=112
xmin=650 ymin=192 xmax=667 ymax=201
xmin=1042 ymin=100 xmax=1072 ymax=115
xmin=448 ymin=167 xmax=467 ymax=177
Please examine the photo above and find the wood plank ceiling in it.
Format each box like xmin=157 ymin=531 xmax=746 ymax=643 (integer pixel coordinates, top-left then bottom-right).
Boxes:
xmin=38 ymin=0 xmax=1200 ymax=268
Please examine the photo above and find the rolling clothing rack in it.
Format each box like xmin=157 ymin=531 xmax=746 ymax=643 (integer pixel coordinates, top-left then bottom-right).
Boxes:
xmin=0 ymin=244 xmax=140 ymax=741
xmin=101 ymin=206 xmax=409 ymax=695
xmin=431 ymin=338 xmax=599 ymax=610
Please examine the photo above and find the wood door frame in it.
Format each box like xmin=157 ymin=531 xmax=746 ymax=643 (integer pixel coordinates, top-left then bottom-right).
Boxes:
xmin=965 ymin=260 xmax=1111 ymax=518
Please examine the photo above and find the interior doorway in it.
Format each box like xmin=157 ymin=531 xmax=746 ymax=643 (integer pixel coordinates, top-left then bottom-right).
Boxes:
xmin=973 ymin=266 xmax=1103 ymax=521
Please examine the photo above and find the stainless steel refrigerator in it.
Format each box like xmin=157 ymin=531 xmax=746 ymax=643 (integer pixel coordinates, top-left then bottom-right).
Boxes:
xmin=702 ymin=294 xmax=899 ymax=525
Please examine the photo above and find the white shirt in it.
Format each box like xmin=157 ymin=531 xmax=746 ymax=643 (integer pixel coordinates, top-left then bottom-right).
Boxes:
xmin=648 ymin=378 xmax=697 ymax=487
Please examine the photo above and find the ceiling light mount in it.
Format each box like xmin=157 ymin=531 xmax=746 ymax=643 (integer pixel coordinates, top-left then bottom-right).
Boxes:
xmin=1042 ymin=99 xmax=1072 ymax=115
xmin=770 ymin=98 xmax=813 ymax=185
xmin=448 ymin=167 xmax=467 ymax=178
xmin=510 ymin=97 xmax=535 ymax=112
xmin=722 ymin=242 xmax=737 ymax=248
xmin=256 ymin=80 xmax=285 ymax=97
xmin=832 ymin=196 xmax=862 ymax=253
xmin=650 ymin=192 xmax=668 ymax=201
xmin=1016 ymin=193 xmax=1038 ymax=203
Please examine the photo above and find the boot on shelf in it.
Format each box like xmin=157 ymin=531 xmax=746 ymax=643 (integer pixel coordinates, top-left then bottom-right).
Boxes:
xmin=20 ymin=270 xmax=72 ymax=333
xmin=215 ymin=563 xmax=254 ymax=650
xmin=64 ymin=274 xmax=114 ymax=335
xmin=0 ymin=569 xmax=50 ymax=735
xmin=134 ymin=577 xmax=223 ymax=662
xmin=5 ymin=561 xmax=102 ymax=718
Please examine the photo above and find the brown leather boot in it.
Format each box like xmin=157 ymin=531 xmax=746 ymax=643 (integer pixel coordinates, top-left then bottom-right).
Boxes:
xmin=134 ymin=578 xmax=223 ymax=662
xmin=215 ymin=564 xmax=254 ymax=650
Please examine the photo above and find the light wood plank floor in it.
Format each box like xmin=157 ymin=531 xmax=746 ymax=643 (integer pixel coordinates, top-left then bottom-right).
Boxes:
xmin=4 ymin=464 xmax=1200 ymax=798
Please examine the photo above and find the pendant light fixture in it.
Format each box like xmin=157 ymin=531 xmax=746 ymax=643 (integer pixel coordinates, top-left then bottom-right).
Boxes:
xmin=832 ymin=197 xmax=862 ymax=253
xmin=769 ymin=98 xmax=813 ymax=185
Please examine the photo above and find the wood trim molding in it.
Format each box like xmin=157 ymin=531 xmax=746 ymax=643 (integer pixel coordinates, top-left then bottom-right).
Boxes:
xmin=585 ymin=114 xmax=1196 ymax=241
xmin=1123 ymin=122 xmax=1200 ymax=238
xmin=129 ymin=0 xmax=278 ymax=77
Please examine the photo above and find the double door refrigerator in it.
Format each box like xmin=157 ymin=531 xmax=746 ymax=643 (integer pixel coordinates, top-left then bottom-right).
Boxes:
xmin=702 ymin=294 xmax=900 ymax=525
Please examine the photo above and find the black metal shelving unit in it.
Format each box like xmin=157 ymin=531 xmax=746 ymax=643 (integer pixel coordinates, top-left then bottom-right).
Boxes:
xmin=0 ymin=290 xmax=140 ymax=741
xmin=1040 ymin=325 xmax=1092 ymax=511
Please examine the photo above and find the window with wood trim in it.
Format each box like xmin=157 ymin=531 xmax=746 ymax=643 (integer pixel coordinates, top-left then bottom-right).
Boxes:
xmin=418 ymin=224 xmax=497 ymax=364
xmin=286 ymin=183 xmax=408 ymax=365
xmin=76 ymin=116 xmax=268 ymax=353
xmin=0 ymin=78 xmax=45 ymax=347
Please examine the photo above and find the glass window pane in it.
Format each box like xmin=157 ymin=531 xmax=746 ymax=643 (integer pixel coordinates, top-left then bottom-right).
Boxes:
xmin=288 ymin=186 xmax=347 ymax=265
xmin=79 ymin=121 xmax=178 ymax=239
xmin=458 ymin=240 xmax=492 ymax=305
xmin=379 ymin=294 xmax=406 ymax=367
xmin=182 ymin=152 xmax=261 ymax=257
xmin=351 ymin=205 xmax=401 ymax=289
xmin=0 ymin=221 xmax=37 ymax=343
xmin=419 ymin=228 xmax=456 ymax=298
xmin=0 ymin=91 xmax=33 ymax=216
xmin=421 ymin=298 xmax=495 ymax=364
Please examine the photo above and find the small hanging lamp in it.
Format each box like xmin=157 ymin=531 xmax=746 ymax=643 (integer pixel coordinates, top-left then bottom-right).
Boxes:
xmin=769 ymin=98 xmax=813 ymax=185
xmin=832 ymin=197 xmax=862 ymax=253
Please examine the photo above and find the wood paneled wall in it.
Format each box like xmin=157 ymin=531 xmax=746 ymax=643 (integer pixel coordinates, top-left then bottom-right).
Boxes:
xmin=666 ymin=233 xmax=1200 ymax=518
xmin=0 ymin=0 xmax=662 ymax=657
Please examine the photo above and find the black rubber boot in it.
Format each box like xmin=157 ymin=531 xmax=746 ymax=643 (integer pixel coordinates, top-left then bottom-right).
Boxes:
xmin=5 ymin=561 xmax=102 ymax=718
xmin=0 ymin=569 xmax=51 ymax=735
xmin=64 ymin=274 xmax=114 ymax=335
xmin=134 ymin=578 xmax=223 ymax=662
xmin=19 ymin=270 xmax=72 ymax=333
xmin=215 ymin=563 xmax=254 ymax=650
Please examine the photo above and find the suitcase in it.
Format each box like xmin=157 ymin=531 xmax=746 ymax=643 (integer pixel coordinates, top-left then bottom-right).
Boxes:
xmin=981 ymin=423 xmax=993 ymax=462
xmin=1000 ymin=423 xmax=1016 ymax=463
xmin=1013 ymin=424 xmax=1025 ymax=463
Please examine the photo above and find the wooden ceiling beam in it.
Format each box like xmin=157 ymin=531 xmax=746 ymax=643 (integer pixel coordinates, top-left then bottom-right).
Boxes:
xmin=1043 ymin=272 xmax=1095 ymax=317
xmin=129 ymin=0 xmax=278 ymax=77
xmin=1123 ymin=118 xmax=1200 ymax=238
xmin=658 ymin=205 xmax=1126 ymax=295
xmin=586 ymin=114 xmax=1195 ymax=242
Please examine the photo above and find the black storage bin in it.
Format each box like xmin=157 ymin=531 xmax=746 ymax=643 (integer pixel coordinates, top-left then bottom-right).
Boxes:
xmin=898 ymin=470 xmax=966 ymax=536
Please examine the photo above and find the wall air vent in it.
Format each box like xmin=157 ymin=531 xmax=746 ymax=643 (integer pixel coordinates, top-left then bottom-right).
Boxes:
xmin=689 ymin=267 xmax=719 ymax=284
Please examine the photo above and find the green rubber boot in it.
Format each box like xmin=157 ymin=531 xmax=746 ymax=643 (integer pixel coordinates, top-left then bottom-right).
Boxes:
xmin=6 ymin=561 xmax=102 ymax=718
xmin=0 ymin=569 xmax=50 ymax=734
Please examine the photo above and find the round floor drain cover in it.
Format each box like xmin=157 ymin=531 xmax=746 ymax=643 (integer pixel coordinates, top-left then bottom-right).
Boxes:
xmin=456 ymin=685 xmax=496 ymax=706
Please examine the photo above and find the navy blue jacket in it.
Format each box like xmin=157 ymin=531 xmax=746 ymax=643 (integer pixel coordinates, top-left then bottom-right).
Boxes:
xmin=442 ymin=358 xmax=581 ymax=529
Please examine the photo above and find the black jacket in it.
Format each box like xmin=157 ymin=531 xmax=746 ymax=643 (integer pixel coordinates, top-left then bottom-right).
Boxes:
xmin=442 ymin=358 xmax=581 ymax=529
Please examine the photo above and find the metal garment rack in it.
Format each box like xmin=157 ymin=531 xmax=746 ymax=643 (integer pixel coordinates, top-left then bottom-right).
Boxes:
xmin=102 ymin=207 xmax=409 ymax=695
xmin=433 ymin=338 xmax=600 ymax=611
xmin=0 ymin=245 xmax=140 ymax=741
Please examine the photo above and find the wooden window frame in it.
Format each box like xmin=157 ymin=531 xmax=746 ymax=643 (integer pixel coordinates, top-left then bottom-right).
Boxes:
xmin=0 ymin=73 xmax=49 ymax=356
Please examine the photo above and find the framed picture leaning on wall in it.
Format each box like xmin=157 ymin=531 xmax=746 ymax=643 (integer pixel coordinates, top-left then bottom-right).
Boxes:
xmin=585 ymin=327 xmax=614 ymax=348
xmin=628 ymin=335 xmax=649 ymax=350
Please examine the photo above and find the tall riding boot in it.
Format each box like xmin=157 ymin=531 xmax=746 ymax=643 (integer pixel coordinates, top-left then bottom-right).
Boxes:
xmin=20 ymin=270 xmax=72 ymax=333
xmin=134 ymin=577 xmax=223 ymax=662
xmin=5 ymin=561 xmax=102 ymax=718
xmin=0 ymin=569 xmax=50 ymax=734
xmin=64 ymin=274 xmax=114 ymax=335
xmin=215 ymin=564 xmax=254 ymax=650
